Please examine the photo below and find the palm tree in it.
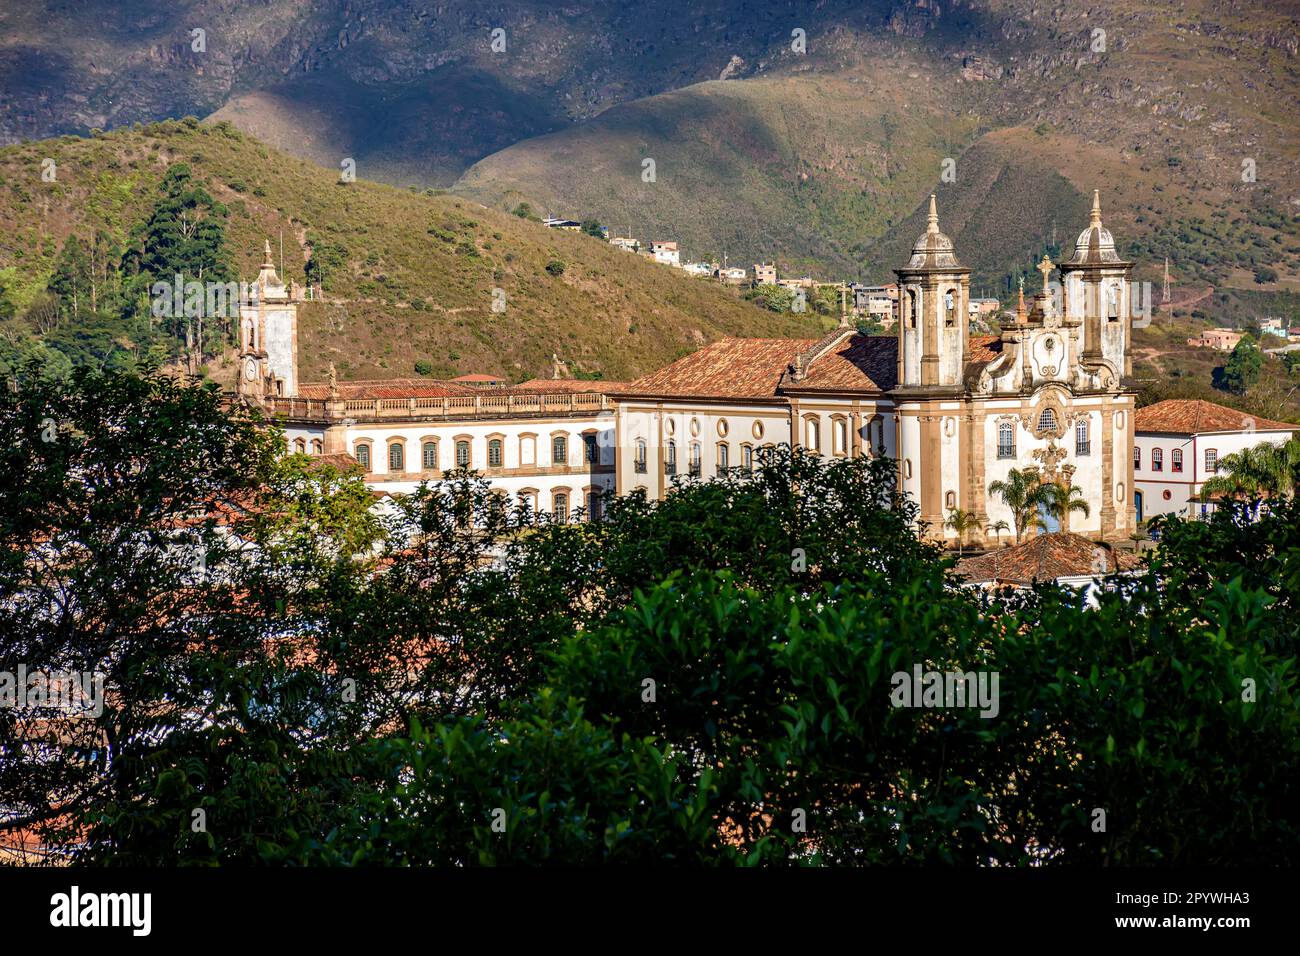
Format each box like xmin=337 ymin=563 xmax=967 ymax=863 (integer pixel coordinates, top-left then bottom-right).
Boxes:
xmin=1201 ymin=435 xmax=1300 ymax=504
xmin=944 ymin=508 xmax=982 ymax=556
xmin=988 ymin=468 xmax=1045 ymax=543
xmin=988 ymin=520 xmax=1010 ymax=547
xmin=1037 ymin=480 xmax=1091 ymax=530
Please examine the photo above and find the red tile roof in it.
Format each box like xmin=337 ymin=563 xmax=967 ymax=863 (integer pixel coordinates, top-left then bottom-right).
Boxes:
xmin=1134 ymin=399 xmax=1298 ymax=435
xmin=624 ymin=337 xmax=819 ymax=399
xmin=514 ymin=379 xmax=627 ymax=393
xmin=296 ymin=378 xmax=479 ymax=400
xmin=955 ymin=532 xmax=1142 ymax=585
xmin=621 ymin=333 xmax=902 ymax=399
xmin=450 ymin=373 xmax=506 ymax=384
xmin=797 ymin=334 xmax=898 ymax=392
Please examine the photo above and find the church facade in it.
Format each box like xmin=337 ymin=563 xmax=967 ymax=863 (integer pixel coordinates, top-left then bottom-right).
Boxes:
xmin=238 ymin=192 xmax=1139 ymax=545
xmin=612 ymin=193 xmax=1139 ymax=545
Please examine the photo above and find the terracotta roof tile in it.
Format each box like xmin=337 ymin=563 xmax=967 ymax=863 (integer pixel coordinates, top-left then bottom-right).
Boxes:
xmin=514 ymin=379 xmax=627 ymax=393
xmin=968 ymin=335 xmax=1003 ymax=364
xmin=798 ymin=334 xmax=898 ymax=391
xmin=955 ymin=532 xmax=1142 ymax=585
xmin=624 ymin=337 xmax=818 ymax=399
xmin=1135 ymin=399 xmax=1298 ymax=435
xmin=296 ymin=379 xmax=479 ymax=400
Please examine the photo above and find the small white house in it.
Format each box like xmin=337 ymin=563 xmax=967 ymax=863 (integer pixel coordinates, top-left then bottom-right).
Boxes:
xmin=1133 ymin=399 xmax=1297 ymax=521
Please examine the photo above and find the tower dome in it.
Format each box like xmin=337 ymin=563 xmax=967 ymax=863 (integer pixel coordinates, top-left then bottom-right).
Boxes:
xmin=906 ymin=194 xmax=963 ymax=269
xmin=1066 ymin=190 xmax=1123 ymax=265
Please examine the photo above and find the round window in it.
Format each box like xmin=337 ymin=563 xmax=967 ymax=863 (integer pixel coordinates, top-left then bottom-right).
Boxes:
xmin=752 ymin=420 xmax=765 ymax=440
xmin=689 ymin=417 xmax=701 ymax=437
xmin=717 ymin=418 xmax=729 ymax=437
xmin=1162 ymin=490 xmax=1172 ymax=501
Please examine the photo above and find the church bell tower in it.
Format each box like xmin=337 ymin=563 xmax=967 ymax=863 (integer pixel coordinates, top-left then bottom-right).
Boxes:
xmin=895 ymin=195 xmax=971 ymax=391
xmin=237 ymin=240 xmax=298 ymax=401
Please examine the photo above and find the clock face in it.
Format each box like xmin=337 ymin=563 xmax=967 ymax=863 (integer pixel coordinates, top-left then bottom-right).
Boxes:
xmin=244 ymin=358 xmax=258 ymax=381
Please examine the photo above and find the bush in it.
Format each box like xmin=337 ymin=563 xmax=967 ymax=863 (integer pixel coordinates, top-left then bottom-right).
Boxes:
xmin=545 ymin=259 xmax=566 ymax=277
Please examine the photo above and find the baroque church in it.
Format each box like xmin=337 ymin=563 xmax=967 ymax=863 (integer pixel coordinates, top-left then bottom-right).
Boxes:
xmin=238 ymin=192 xmax=1139 ymax=547
xmin=612 ymin=192 xmax=1138 ymax=545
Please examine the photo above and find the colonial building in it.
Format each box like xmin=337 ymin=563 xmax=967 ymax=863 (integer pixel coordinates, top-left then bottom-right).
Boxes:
xmin=612 ymin=193 xmax=1140 ymax=546
xmin=236 ymin=245 xmax=619 ymax=520
xmin=1133 ymin=399 xmax=1297 ymax=521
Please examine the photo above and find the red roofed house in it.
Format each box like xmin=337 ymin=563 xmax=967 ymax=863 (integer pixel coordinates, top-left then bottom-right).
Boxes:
xmin=612 ymin=192 xmax=1142 ymax=546
xmin=1133 ymin=399 xmax=1297 ymax=521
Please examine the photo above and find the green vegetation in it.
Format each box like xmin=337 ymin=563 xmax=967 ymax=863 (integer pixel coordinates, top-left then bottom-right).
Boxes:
xmin=4 ymin=369 xmax=1298 ymax=865
xmin=0 ymin=122 xmax=806 ymax=386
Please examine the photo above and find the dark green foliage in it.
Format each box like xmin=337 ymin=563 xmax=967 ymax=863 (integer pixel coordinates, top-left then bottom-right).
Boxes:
xmin=1221 ymin=336 xmax=1263 ymax=394
xmin=2 ymin=371 xmax=1297 ymax=866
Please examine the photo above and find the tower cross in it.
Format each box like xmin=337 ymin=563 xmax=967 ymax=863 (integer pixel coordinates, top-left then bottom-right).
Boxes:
xmin=1037 ymin=255 xmax=1054 ymax=291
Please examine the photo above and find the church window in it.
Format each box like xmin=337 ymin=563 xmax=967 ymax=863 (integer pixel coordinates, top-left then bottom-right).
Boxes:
xmin=423 ymin=441 xmax=438 ymax=470
xmin=806 ymin=418 xmax=820 ymax=452
xmin=741 ymin=443 xmax=754 ymax=472
xmin=310 ymin=439 xmax=322 ymax=455
xmin=488 ymin=439 xmax=504 ymax=468
xmin=998 ymin=422 xmax=1015 ymax=459
xmin=906 ymin=290 xmax=918 ymax=329
xmin=456 ymin=440 xmax=470 ymax=467
xmin=944 ymin=290 xmax=956 ymax=327
xmin=588 ymin=491 xmax=602 ymax=521
xmin=1133 ymin=446 xmax=1141 ymax=470
xmin=583 ymin=433 xmax=598 ymax=464
xmin=553 ymin=492 xmax=569 ymax=523
xmin=293 ymin=437 xmax=306 ymax=454
xmin=1038 ymin=408 xmax=1057 ymax=433
xmin=688 ymin=442 xmax=702 ymax=477
xmin=666 ymin=440 xmax=677 ymax=475
xmin=552 ymin=435 xmax=568 ymax=466
xmin=1205 ymin=448 xmax=1218 ymax=474
xmin=716 ymin=443 xmax=729 ymax=475
xmin=1107 ymin=285 xmax=1120 ymax=321
xmin=1075 ymin=419 xmax=1090 ymax=456
xmin=355 ymin=444 xmax=371 ymax=471
xmin=634 ymin=440 xmax=648 ymax=474
xmin=1152 ymin=448 xmax=1163 ymax=472
xmin=388 ymin=442 xmax=405 ymax=473
xmin=945 ymin=491 xmax=956 ymax=510
xmin=834 ymin=419 xmax=847 ymax=455
xmin=1171 ymin=448 xmax=1183 ymax=473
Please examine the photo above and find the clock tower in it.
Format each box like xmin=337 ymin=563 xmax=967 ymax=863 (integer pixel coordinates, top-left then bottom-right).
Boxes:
xmin=237 ymin=241 xmax=299 ymax=401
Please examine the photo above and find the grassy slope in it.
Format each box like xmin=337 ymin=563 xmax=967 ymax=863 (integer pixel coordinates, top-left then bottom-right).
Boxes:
xmin=0 ymin=121 xmax=813 ymax=385
xmin=453 ymin=72 xmax=979 ymax=278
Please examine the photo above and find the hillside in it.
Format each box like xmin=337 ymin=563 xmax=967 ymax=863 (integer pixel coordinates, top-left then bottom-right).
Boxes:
xmin=0 ymin=121 xmax=811 ymax=384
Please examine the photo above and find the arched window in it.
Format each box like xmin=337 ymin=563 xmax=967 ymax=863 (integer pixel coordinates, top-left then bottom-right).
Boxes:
xmin=1171 ymin=448 xmax=1183 ymax=473
xmin=388 ymin=442 xmax=404 ymax=473
xmin=587 ymin=491 xmax=602 ymax=521
xmin=688 ymin=442 xmax=702 ymax=476
xmin=1205 ymin=448 xmax=1218 ymax=474
xmin=834 ymin=419 xmax=847 ymax=455
xmin=1134 ymin=446 xmax=1142 ymax=470
xmin=488 ymin=438 xmax=504 ymax=468
xmin=293 ymin=437 xmax=306 ymax=454
xmin=716 ymin=442 xmax=729 ymax=476
xmin=741 ymin=443 xmax=754 ymax=472
xmin=906 ymin=289 xmax=918 ymax=329
xmin=422 ymin=441 xmax=438 ymax=470
xmin=1038 ymin=408 xmax=1057 ymax=432
xmin=583 ymin=433 xmax=598 ymax=464
xmin=310 ymin=439 xmax=323 ymax=455
xmin=552 ymin=435 xmax=568 ymax=466
xmin=666 ymin=440 xmax=677 ymax=475
xmin=997 ymin=422 xmax=1015 ymax=459
xmin=1152 ymin=448 xmax=1163 ymax=472
xmin=553 ymin=492 xmax=569 ymax=523
xmin=945 ymin=491 xmax=956 ymax=510
xmin=456 ymin=440 xmax=470 ymax=467
xmin=806 ymin=418 xmax=820 ymax=451
xmin=943 ymin=289 xmax=956 ymax=327
xmin=1075 ymin=418 xmax=1090 ymax=456
xmin=634 ymin=439 xmax=648 ymax=473
xmin=355 ymin=444 xmax=371 ymax=471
